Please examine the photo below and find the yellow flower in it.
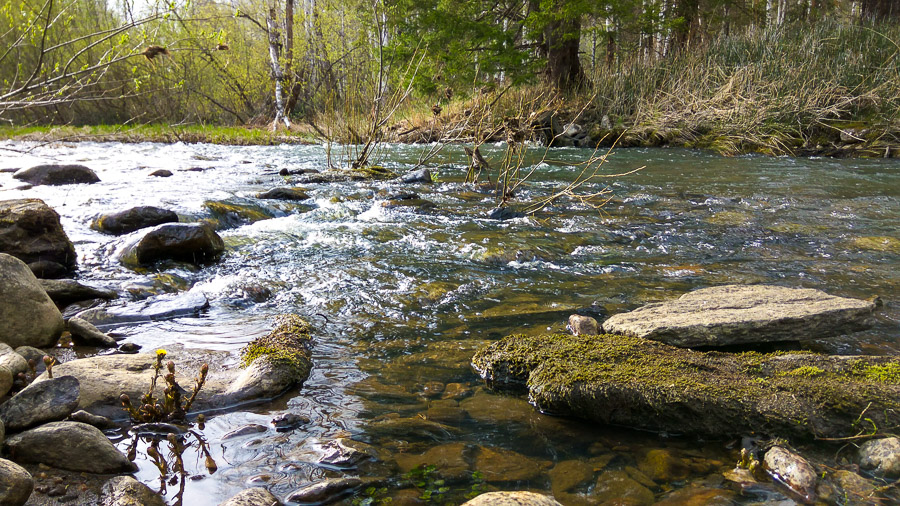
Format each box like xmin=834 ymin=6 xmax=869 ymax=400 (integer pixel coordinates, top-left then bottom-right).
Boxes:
xmin=156 ymin=349 xmax=167 ymax=357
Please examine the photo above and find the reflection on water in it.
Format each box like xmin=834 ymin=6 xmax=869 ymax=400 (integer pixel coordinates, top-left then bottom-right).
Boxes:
xmin=1 ymin=141 xmax=898 ymax=504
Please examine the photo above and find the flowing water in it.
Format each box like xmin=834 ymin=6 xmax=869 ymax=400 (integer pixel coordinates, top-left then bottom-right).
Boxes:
xmin=1 ymin=140 xmax=899 ymax=505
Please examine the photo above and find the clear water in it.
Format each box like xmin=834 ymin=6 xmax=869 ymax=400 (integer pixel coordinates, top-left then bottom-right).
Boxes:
xmin=1 ymin=140 xmax=898 ymax=504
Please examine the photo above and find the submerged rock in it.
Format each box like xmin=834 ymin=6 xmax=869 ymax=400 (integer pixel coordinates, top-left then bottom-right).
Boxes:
xmin=763 ymin=446 xmax=817 ymax=503
xmin=38 ymin=278 xmax=117 ymax=306
xmin=100 ymin=476 xmax=166 ymax=506
xmin=0 ymin=458 xmax=33 ymax=506
xmin=286 ymin=477 xmax=363 ymax=504
xmin=394 ymin=442 xmax=473 ymax=481
xmin=75 ymin=291 xmax=209 ymax=328
xmin=294 ymin=166 xmax=397 ymax=184
xmin=0 ymin=375 xmax=79 ymax=431
xmin=0 ymin=254 xmax=64 ymax=348
xmin=602 ymin=285 xmax=877 ymax=347
xmin=118 ymin=223 xmax=225 ymax=267
xmin=256 ymin=187 xmax=310 ymax=201
xmin=4 ymin=421 xmax=135 ymax=473
xmin=219 ymin=487 xmax=283 ymax=506
xmin=0 ymin=199 xmax=77 ymax=276
xmin=148 ymin=169 xmax=172 ymax=177
xmin=593 ymin=470 xmax=655 ymax=505
xmin=93 ymin=206 xmax=179 ymax=235
xmin=13 ymin=164 xmax=99 ymax=186
xmin=475 ymin=446 xmax=552 ymax=483
xmin=203 ymin=198 xmax=278 ymax=229
xmin=859 ymin=437 xmax=900 ymax=478
xmin=319 ymin=438 xmax=379 ymax=467
xmin=472 ymin=333 xmax=900 ymax=438
xmin=462 ymin=492 xmax=563 ymax=506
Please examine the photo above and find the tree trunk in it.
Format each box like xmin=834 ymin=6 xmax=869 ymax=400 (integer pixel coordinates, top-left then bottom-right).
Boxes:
xmin=544 ymin=12 xmax=586 ymax=91
xmin=267 ymin=8 xmax=290 ymax=129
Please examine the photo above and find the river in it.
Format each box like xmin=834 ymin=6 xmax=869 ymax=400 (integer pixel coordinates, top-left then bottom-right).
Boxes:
xmin=1 ymin=140 xmax=898 ymax=504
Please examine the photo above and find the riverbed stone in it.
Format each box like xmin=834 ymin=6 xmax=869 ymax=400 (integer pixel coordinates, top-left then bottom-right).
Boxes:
xmin=4 ymin=421 xmax=135 ymax=473
xmin=0 ymin=366 xmax=12 ymax=398
xmin=462 ymin=492 xmax=563 ymax=506
xmin=601 ymin=285 xmax=877 ymax=347
xmin=319 ymin=438 xmax=379 ymax=467
xmin=75 ymin=291 xmax=209 ymax=328
xmin=594 ymin=470 xmax=655 ymax=505
xmin=256 ymin=187 xmax=310 ymax=201
xmin=13 ymin=164 xmax=99 ymax=186
xmin=149 ymin=169 xmax=172 ymax=177
xmin=219 ymin=487 xmax=283 ymax=506
xmin=0 ymin=343 xmax=28 ymax=375
xmin=399 ymin=168 xmax=432 ymax=184
xmin=118 ymin=223 xmax=225 ymax=267
xmin=395 ymin=442 xmax=473 ymax=481
xmin=93 ymin=206 xmax=179 ymax=235
xmin=638 ymin=449 xmax=690 ymax=483
xmin=100 ymin=476 xmax=166 ymax=506
xmin=0 ymin=199 xmax=77 ymax=276
xmin=472 ymin=333 xmax=900 ymax=438
xmin=475 ymin=446 xmax=552 ymax=483
xmin=67 ymin=317 xmax=118 ymax=347
xmin=0 ymin=254 xmax=65 ymax=348
xmin=29 ymin=315 xmax=313 ymax=420
xmin=70 ymin=410 xmax=116 ymax=429
xmin=0 ymin=375 xmax=79 ymax=431
xmin=286 ymin=477 xmax=363 ymax=503
xmin=0 ymin=458 xmax=33 ymax=506
xmin=38 ymin=278 xmax=117 ymax=306
xmin=859 ymin=437 xmax=900 ymax=477
xmin=13 ymin=346 xmax=44 ymax=366
xmin=763 ymin=446 xmax=817 ymax=503
xmin=567 ymin=315 xmax=599 ymax=336
xmin=654 ymin=486 xmax=736 ymax=505
xmin=549 ymin=459 xmax=594 ymax=495
xmin=203 ymin=198 xmax=278 ymax=229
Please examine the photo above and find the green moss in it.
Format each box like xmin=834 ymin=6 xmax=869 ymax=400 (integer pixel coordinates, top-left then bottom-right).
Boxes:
xmin=203 ymin=200 xmax=273 ymax=223
xmin=779 ymin=366 xmax=825 ymax=378
xmin=850 ymin=236 xmax=900 ymax=254
xmin=351 ymin=165 xmax=397 ymax=180
xmin=241 ymin=314 xmax=313 ymax=380
xmin=850 ymin=360 xmax=900 ymax=383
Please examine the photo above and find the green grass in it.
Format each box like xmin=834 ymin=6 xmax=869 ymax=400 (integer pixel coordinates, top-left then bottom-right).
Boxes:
xmin=0 ymin=123 xmax=317 ymax=145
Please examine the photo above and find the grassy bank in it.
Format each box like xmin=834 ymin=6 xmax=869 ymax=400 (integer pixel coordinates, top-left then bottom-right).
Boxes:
xmin=0 ymin=124 xmax=316 ymax=146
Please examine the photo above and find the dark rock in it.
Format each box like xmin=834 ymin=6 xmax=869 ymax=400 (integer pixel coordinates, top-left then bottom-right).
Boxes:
xmin=830 ymin=470 xmax=876 ymax=502
xmin=319 ymin=438 xmax=378 ymax=467
xmin=26 ymin=260 xmax=69 ymax=279
xmin=763 ymin=446 xmax=817 ymax=503
xmin=93 ymin=206 xmax=179 ymax=235
xmin=100 ymin=476 xmax=166 ymax=506
xmin=13 ymin=164 xmax=99 ymax=186
xmin=593 ymin=470 xmax=655 ymax=505
xmin=472 ymin=333 xmax=900 ymax=438
xmin=0 ymin=253 xmax=65 ymax=347
xmin=294 ymin=166 xmax=397 ymax=184
xmin=118 ymin=343 xmax=141 ymax=353
xmin=487 ymin=207 xmax=525 ymax=220
xmin=75 ymin=291 xmax=209 ymax=327
xmin=463 ymin=492 xmax=563 ymax=506
xmin=476 ymin=446 xmax=551 ymax=483
xmin=0 ymin=375 xmax=80 ymax=431
xmin=399 ymin=168 xmax=432 ymax=183
xmin=202 ymin=198 xmax=278 ymax=229
xmin=219 ymin=487 xmax=283 ymax=506
xmin=67 ymin=317 xmax=117 ymax=347
xmin=602 ymin=285 xmax=877 ymax=347
xmin=638 ymin=449 xmax=689 ymax=483
xmin=286 ymin=477 xmax=363 ymax=504
xmin=279 ymin=168 xmax=318 ymax=176
xmin=4 ymin=421 xmax=136 ymax=473
xmin=148 ymin=169 xmax=172 ymax=177
xmin=39 ymin=279 xmax=117 ymax=306
xmin=0 ymin=458 xmax=33 ymax=506
xmin=13 ymin=346 xmax=44 ymax=366
xmin=548 ymin=460 xmax=594 ymax=495
xmin=568 ymin=315 xmax=599 ymax=336
xmin=256 ymin=187 xmax=310 ymax=201
xmin=380 ymin=198 xmax=437 ymax=212
xmin=222 ymin=424 xmax=267 ymax=440
xmin=69 ymin=410 xmax=115 ymax=429
xmin=0 ymin=199 xmax=77 ymax=275
xmin=859 ymin=437 xmax=900 ymax=478
xmin=271 ymin=413 xmax=309 ymax=431
xmin=0 ymin=366 xmax=11 ymax=398
xmin=118 ymin=223 xmax=225 ymax=267
xmin=394 ymin=442 xmax=472 ymax=481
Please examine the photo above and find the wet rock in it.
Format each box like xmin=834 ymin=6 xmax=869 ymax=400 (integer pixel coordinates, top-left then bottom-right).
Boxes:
xmin=222 ymin=424 xmax=268 ymax=440
xmin=399 ymin=169 xmax=432 ymax=184
xmin=75 ymin=291 xmax=209 ymax=327
xmin=637 ymin=449 xmax=690 ymax=482
xmin=0 ymin=458 xmax=33 ymax=506
xmin=13 ymin=164 xmax=99 ymax=186
xmin=0 ymin=199 xmax=77 ymax=276
xmin=279 ymin=168 xmax=318 ymax=176
xmin=593 ymin=470 xmax=655 ymax=505
xmin=462 ymin=492 xmax=562 ymax=506
xmin=256 ymin=187 xmax=310 ymax=201
xmin=118 ymin=223 xmax=225 ymax=267
xmin=39 ymin=278 xmax=117 ymax=306
xmin=602 ymin=285 xmax=877 ymax=347
xmin=70 ymin=410 xmax=115 ymax=429
xmin=0 ymin=254 xmax=65 ymax=347
xmin=830 ymin=470 xmax=876 ymax=503
xmin=286 ymin=477 xmax=363 ymax=504
xmin=0 ymin=375 xmax=79 ymax=431
xmin=567 ymin=315 xmax=598 ymax=336
xmin=203 ymin=198 xmax=280 ymax=229
xmin=320 ymin=438 xmax=379 ymax=467
xmin=219 ymin=487 xmax=283 ymax=506
xmin=118 ymin=342 xmax=141 ymax=353
xmin=395 ymin=443 xmax=473 ymax=481
xmin=380 ymin=198 xmax=437 ymax=213
xmin=475 ymin=446 xmax=551 ymax=483
xmin=13 ymin=346 xmax=44 ymax=366
xmin=368 ymin=416 xmax=461 ymax=441
xmin=654 ymin=486 xmax=736 ymax=505
xmin=0 ymin=343 xmax=28 ymax=375
xmin=100 ymin=476 xmax=166 ymax=506
xmin=859 ymin=437 xmax=900 ymax=477
xmin=549 ymin=459 xmax=594 ymax=495
xmin=487 ymin=207 xmax=525 ymax=220
xmin=0 ymin=366 xmax=11 ymax=398
xmin=93 ymin=206 xmax=179 ymax=235
xmin=472 ymin=333 xmax=900 ymax=438
xmin=4 ymin=421 xmax=135 ymax=473
xmin=851 ymin=236 xmax=900 ymax=253
xmin=763 ymin=446 xmax=817 ymax=503
xmin=424 ymin=405 xmax=469 ymax=425
xmin=271 ymin=413 xmax=309 ymax=431
xmin=149 ymin=169 xmax=172 ymax=177
xmin=442 ymin=382 xmax=473 ymax=401
xmin=26 ymin=260 xmax=69 ymax=279
xmin=67 ymin=317 xmax=117 ymax=347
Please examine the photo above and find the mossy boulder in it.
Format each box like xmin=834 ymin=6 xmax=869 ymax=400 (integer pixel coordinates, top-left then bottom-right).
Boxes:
xmin=472 ymin=333 xmax=900 ymax=439
xmin=240 ymin=314 xmax=313 ymax=384
xmin=202 ymin=198 xmax=278 ymax=230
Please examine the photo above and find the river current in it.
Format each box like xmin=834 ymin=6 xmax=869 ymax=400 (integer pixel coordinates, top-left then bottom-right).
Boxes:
xmin=1 ymin=140 xmax=898 ymax=504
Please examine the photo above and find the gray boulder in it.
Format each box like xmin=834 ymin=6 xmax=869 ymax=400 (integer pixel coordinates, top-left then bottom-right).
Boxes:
xmin=13 ymin=164 xmax=99 ymax=186
xmin=256 ymin=187 xmax=310 ymax=201
xmin=0 ymin=458 xmax=33 ymax=506
xmin=859 ymin=437 xmax=900 ymax=478
xmin=100 ymin=476 xmax=165 ymax=506
xmin=0 ymin=366 xmax=11 ymax=398
xmin=0 ymin=253 xmax=64 ymax=347
xmin=219 ymin=487 xmax=283 ymax=506
xmin=399 ymin=168 xmax=432 ymax=184
xmin=67 ymin=317 xmax=118 ymax=347
xmin=462 ymin=492 xmax=563 ymax=506
xmin=3 ymin=421 xmax=135 ymax=473
xmin=286 ymin=478 xmax=363 ymax=504
xmin=602 ymin=285 xmax=877 ymax=347
xmin=0 ymin=375 xmax=79 ymax=431
xmin=0 ymin=343 xmax=28 ymax=375
xmin=39 ymin=278 xmax=117 ymax=306
xmin=93 ymin=206 xmax=179 ymax=235
xmin=118 ymin=223 xmax=225 ymax=267
xmin=0 ymin=199 xmax=77 ymax=276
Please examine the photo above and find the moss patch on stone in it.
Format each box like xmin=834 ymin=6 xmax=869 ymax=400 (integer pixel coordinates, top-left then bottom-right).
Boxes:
xmin=241 ymin=314 xmax=313 ymax=381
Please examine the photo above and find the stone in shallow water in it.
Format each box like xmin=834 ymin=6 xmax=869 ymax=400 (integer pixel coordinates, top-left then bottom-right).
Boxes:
xmin=602 ymin=285 xmax=876 ymax=347
xmin=93 ymin=206 xmax=179 ymax=235
xmin=593 ymin=470 xmax=655 ymax=505
xmin=100 ymin=476 xmax=166 ymax=506
xmin=763 ymin=446 xmax=817 ymax=503
xmin=5 ymin=421 xmax=135 ymax=473
xmin=394 ymin=442 xmax=472 ymax=482
xmin=858 ymin=437 xmax=900 ymax=478
xmin=13 ymin=164 xmax=99 ymax=185
xmin=67 ymin=317 xmax=117 ymax=347
xmin=474 ymin=446 xmax=552 ymax=483
xmin=75 ymin=291 xmax=209 ymax=328
xmin=0 ymin=375 xmax=79 ymax=431
xmin=462 ymin=491 xmax=563 ymax=506
xmin=117 ymin=223 xmax=225 ymax=267
xmin=219 ymin=487 xmax=283 ymax=506
xmin=38 ymin=278 xmax=117 ymax=305
xmin=286 ymin=477 xmax=363 ymax=504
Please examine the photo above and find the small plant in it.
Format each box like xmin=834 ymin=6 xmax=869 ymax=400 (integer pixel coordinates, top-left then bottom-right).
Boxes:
xmin=42 ymin=355 xmax=55 ymax=378
xmin=405 ymin=464 xmax=450 ymax=504
xmin=464 ymin=471 xmax=487 ymax=500
xmin=351 ymin=486 xmax=393 ymax=506
xmin=119 ymin=349 xmax=209 ymax=423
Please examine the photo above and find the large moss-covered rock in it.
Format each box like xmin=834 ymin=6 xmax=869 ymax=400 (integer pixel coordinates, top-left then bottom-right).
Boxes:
xmin=118 ymin=223 xmax=224 ymax=267
xmin=602 ymin=285 xmax=877 ymax=347
xmin=0 ymin=199 xmax=77 ymax=276
xmin=0 ymin=253 xmax=64 ymax=347
xmin=472 ymin=333 xmax=900 ymax=438
xmin=13 ymin=164 xmax=99 ymax=186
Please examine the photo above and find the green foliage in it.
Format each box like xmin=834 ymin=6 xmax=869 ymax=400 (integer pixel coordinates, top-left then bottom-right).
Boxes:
xmin=352 ymin=486 xmax=393 ymax=506
xmin=405 ymin=464 xmax=451 ymax=504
